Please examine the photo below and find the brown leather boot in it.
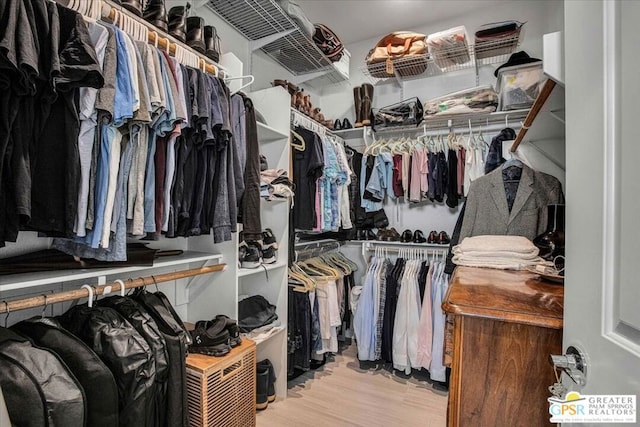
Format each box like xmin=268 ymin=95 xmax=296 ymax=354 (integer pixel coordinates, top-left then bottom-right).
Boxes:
xmin=353 ymin=86 xmax=363 ymax=127
xmin=361 ymin=83 xmax=374 ymax=126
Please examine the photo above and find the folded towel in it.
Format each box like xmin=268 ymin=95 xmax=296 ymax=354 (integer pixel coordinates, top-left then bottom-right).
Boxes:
xmin=451 ymin=249 xmax=540 ymax=260
xmin=454 ymin=235 xmax=539 ymax=256
xmin=452 ymin=254 xmax=552 ymax=270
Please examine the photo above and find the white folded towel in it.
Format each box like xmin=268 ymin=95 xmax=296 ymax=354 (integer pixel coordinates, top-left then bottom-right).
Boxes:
xmin=453 ymin=235 xmax=539 ymax=257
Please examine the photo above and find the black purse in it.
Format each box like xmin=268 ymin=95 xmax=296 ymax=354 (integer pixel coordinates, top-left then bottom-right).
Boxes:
xmin=374 ymin=97 xmax=423 ymax=128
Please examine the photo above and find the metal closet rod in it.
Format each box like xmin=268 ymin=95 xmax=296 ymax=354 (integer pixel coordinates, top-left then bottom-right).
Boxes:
xmin=0 ymin=264 xmax=226 ymax=314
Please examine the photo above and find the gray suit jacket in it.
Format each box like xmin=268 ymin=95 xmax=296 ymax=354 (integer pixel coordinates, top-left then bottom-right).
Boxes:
xmin=459 ymin=165 xmax=564 ymax=242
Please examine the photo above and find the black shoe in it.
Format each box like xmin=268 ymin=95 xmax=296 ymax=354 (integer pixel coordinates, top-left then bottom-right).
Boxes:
xmin=256 ymin=365 xmax=269 ymax=410
xmin=342 ymin=118 xmax=353 ymax=129
xmin=190 ymin=320 xmax=231 ymax=357
xmin=365 ymin=229 xmax=376 ymax=240
xmin=401 ymin=229 xmax=413 ymax=243
xmin=262 ymin=228 xmax=278 ymax=249
xmin=262 ymin=246 xmax=277 ymax=264
xmin=413 ymin=230 xmax=427 ymax=243
xmin=215 ymin=315 xmax=242 ymax=347
xmin=241 ymin=241 xmax=262 ymax=269
xmin=438 ymin=231 xmax=450 ymax=245
xmin=143 ymin=0 xmax=168 ymax=32
xmin=120 ymin=0 xmax=143 ymax=16
xmin=333 ymin=119 xmax=342 ymax=130
xmin=168 ymin=4 xmax=189 ymax=43
xmin=186 ymin=16 xmax=206 ymax=53
xmin=257 ymin=359 xmax=276 ymax=402
xmin=204 ymin=25 xmax=221 ymax=62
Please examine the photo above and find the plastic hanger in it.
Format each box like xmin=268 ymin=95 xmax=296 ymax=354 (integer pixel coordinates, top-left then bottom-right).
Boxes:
xmin=81 ymin=284 xmax=95 ymax=308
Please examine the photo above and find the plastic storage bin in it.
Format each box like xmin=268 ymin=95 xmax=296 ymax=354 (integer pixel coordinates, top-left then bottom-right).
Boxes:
xmin=427 ymin=26 xmax=471 ymax=71
xmin=496 ymin=62 xmax=545 ymax=111
xmin=423 ymin=85 xmax=498 ymax=118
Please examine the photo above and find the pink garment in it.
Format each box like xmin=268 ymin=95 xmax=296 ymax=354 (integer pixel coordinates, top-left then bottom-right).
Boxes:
xmin=409 ymin=149 xmax=428 ymax=202
xmin=314 ymin=185 xmax=322 ymax=231
xmin=416 ymin=265 xmax=434 ymax=369
xmin=457 ymin=147 xmax=466 ymax=196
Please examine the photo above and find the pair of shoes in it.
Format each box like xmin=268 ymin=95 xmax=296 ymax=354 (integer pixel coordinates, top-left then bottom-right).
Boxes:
xmin=333 ymin=118 xmax=354 ymax=130
xmin=262 ymin=228 xmax=278 ymax=264
xmin=376 ymin=228 xmax=401 ymax=241
xmin=256 ymin=359 xmax=276 ymax=410
xmin=427 ymin=230 xmax=450 ymax=244
xmin=356 ymin=229 xmax=376 ymax=241
xmin=189 ymin=318 xmax=231 ymax=357
xmin=353 ymin=84 xmax=374 ymax=128
xmin=214 ymin=315 xmax=242 ymax=347
xmin=400 ymin=229 xmax=427 ymax=243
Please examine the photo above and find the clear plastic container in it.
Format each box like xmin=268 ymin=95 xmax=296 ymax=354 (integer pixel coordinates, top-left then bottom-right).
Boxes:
xmin=496 ymin=62 xmax=545 ymax=111
xmin=427 ymin=26 xmax=471 ymax=71
xmin=423 ymin=85 xmax=498 ymax=117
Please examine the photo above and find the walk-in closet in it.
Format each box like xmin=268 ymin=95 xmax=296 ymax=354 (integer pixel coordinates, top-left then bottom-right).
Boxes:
xmin=2 ymin=0 xmax=639 ymax=426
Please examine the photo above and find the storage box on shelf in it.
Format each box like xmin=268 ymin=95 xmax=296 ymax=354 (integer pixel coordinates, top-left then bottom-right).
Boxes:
xmin=496 ymin=62 xmax=545 ymax=111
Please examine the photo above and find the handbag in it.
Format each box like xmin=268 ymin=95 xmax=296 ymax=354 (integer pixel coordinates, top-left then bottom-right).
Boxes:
xmin=374 ymin=97 xmax=424 ymax=128
xmin=312 ymin=24 xmax=344 ymax=62
xmin=366 ymin=32 xmax=428 ymax=78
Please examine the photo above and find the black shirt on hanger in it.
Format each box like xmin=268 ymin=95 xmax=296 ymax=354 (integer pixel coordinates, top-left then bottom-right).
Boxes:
xmin=292 ymin=127 xmax=324 ymax=230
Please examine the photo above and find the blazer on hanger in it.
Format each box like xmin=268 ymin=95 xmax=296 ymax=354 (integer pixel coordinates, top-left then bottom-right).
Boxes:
xmin=459 ymin=165 xmax=564 ymax=242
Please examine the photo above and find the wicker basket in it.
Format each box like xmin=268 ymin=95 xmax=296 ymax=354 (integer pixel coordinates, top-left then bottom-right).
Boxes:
xmin=186 ymin=339 xmax=257 ymax=427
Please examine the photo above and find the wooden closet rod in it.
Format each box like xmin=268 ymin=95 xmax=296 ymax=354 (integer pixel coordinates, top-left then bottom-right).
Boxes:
xmin=0 ymin=264 xmax=226 ymax=314
xmin=100 ymin=0 xmax=219 ymax=76
xmin=510 ymin=78 xmax=557 ymax=152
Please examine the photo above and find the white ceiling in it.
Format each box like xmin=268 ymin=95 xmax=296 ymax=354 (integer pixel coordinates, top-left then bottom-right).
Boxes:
xmin=297 ymin=0 xmax=512 ymax=44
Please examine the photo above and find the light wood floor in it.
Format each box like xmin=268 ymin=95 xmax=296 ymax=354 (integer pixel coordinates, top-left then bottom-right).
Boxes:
xmin=256 ymin=344 xmax=448 ymax=427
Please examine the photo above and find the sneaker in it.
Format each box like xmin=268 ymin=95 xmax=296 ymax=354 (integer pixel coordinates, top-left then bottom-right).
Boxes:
xmin=190 ymin=319 xmax=231 ymax=357
xmin=241 ymin=241 xmax=262 ymax=269
xmin=215 ymin=314 xmax=242 ymax=347
xmin=238 ymin=231 xmax=248 ymax=267
xmin=257 ymin=359 xmax=276 ymax=402
xmin=262 ymin=228 xmax=278 ymax=249
xmin=262 ymin=246 xmax=277 ymax=264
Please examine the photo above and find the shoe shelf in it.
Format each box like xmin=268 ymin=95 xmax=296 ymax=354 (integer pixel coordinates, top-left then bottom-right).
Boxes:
xmin=238 ymin=260 xmax=288 ymax=278
xmin=257 ymin=121 xmax=289 ymax=143
xmin=206 ymin=0 xmax=348 ymax=85
xmin=361 ymin=32 xmax=523 ymax=86
xmin=0 ymin=252 xmax=224 ymax=293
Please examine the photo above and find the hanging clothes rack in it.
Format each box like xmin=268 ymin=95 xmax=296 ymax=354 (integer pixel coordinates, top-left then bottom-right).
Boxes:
xmin=291 ymin=109 xmax=345 ymax=144
xmin=294 ymin=239 xmax=342 ymax=261
xmin=361 ymin=241 xmax=448 ymax=262
xmin=62 ymin=0 xmax=223 ymax=76
xmin=0 ymin=264 xmax=226 ymax=314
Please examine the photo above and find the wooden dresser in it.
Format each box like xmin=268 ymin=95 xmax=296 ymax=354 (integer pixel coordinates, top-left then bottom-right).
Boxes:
xmin=442 ymin=267 xmax=564 ymax=427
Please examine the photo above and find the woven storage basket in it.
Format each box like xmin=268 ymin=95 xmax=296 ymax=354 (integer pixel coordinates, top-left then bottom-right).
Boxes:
xmin=186 ymin=339 xmax=257 ymax=427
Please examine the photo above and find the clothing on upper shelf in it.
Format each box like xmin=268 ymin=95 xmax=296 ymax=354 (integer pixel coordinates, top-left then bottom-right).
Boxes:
xmin=0 ymin=0 xmax=258 ymax=258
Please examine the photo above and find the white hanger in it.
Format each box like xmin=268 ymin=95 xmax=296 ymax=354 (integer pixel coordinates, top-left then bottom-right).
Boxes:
xmin=81 ymin=284 xmax=95 ymax=308
xmin=114 ymin=279 xmax=127 ymax=297
xmin=225 ymin=75 xmax=255 ymax=95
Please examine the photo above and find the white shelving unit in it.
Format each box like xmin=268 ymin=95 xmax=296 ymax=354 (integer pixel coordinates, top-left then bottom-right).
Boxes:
xmin=201 ymin=86 xmax=291 ymax=401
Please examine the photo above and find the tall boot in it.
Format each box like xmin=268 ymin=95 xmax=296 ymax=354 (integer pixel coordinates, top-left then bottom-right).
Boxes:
xmin=168 ymin=4 xmax=189 ymax=43
xmin=186 ymin=16 xmax=206 ymax=53
xmin=257 ymin=359 xmax=276 ymax=403
xmin=143 ymin=0 xmax=168 ymax=32
xmin=361 ymin=83 xmax=374 ymax=126
xmin=120 ymin=0 xmax=143 ymax=16
xmin=353 ymin=86 xmax=363 ymax=127
xmin=256 ymin=365 xmax=269 ymax=410
xmin=204 ymin=25 xmax=221 ymax=62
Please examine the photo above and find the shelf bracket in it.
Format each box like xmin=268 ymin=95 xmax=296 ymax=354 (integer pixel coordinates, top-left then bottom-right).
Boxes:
xmin=249 ymin=29 xmax=296 ymax=51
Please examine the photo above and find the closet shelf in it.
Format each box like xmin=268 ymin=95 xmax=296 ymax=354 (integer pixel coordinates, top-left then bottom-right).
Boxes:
xmin=361 ymin=32 xmax=522 ymax=85
xmin=238 ymin=260 xmax=287 ymax=278
xmin=0 ymin=252 xmax=223 ymax=293
xmin=257 ymin=121 xmax=289 ymax=142
xmin=248 ymin=325 xmax=286 ymax=346
xmin=336 ymin=109 xmax=530 ymax=140
xmin=206 ymin=0 xmax=348 ymax=84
